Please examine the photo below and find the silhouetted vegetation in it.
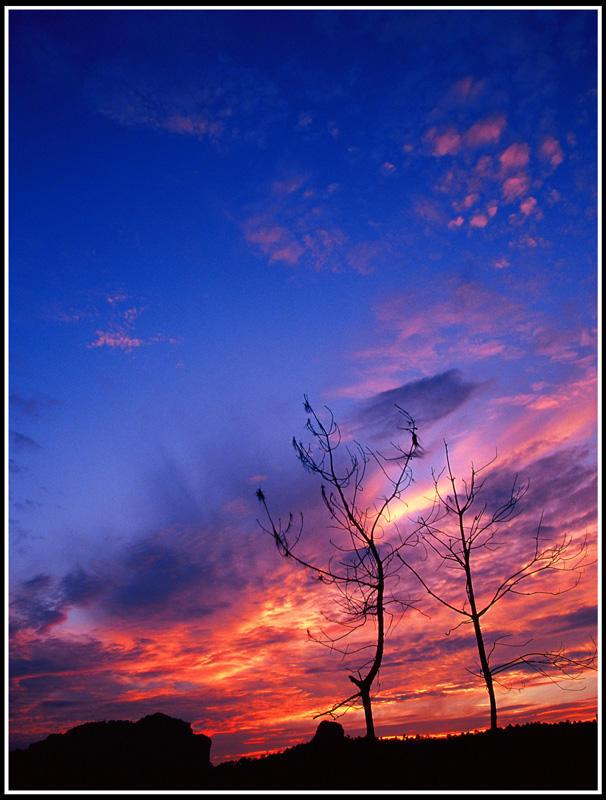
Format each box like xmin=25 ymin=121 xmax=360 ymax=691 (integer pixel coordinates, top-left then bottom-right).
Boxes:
xmin=257 ymin=395 xmax=422 ymax=738
xmin=9 ymin=715 xmax=598 ymax=791
xmin=211 ymin=719 xmax=598 ymax=791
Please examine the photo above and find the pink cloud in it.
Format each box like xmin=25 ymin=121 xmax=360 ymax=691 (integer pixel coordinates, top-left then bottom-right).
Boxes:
xmin=333 ymin=278 xmax=544 ymax=388
xmin=246 ymin=224 xmax=286 ymax=247
xmin=346 ymin=241 xmax=385 ymax=275
xmin=269 ymin=243 xmax=304 ymax=265
xmin=448 ymin=216 xmax=465 ymax=229
xmin=243 ymin=219 xmax=303 ymax=265
xmin=515 ymin=233 xmax=551 ymax=249
xmin=381 ymin=162 xmax=397 ymax=176
xmin=519 ymin=234 xmax=537 ymax=248
xmin=464 ymin=116 xmax=506 ymax=147
xmin=107 ymin=292 xmax=127 ymax=304
xmin=494 ymin=257 xmax=510 ymax=269
xmin=474 ymin=154 xmax=493 ymax=176
xmin=520 ymin=196 xmax=540 ymax=216
xmin=165 ymin=115 xmax=223 ymax=139
xmin=499 ymin=142 xmax=530 ymax=172
xmin=449 ymin=75 xmax=485 ymax=103
xmin=123 ymin=307 xmax=143 ymax=324
xmin=426 ymin=116 xmax=505 ymax=161
xmin=302 ymin=227 xmax=349 ymax=271
xmin=87 ymin=331 xmax=143 ymax=351
xmin=501 ymin=173 xmax=530 ymax=202
xmin=539 ymin=136 xmax=564 ymax=168
xmin=469 ymin=213 xmax=488 ymax=228
xmin=425 ymin=127 xmax=462 ymax=156
xmin=461 ymin=192 xmax=479 ymax=210
xmin=272 ymin=175 xmax=307 ymax=195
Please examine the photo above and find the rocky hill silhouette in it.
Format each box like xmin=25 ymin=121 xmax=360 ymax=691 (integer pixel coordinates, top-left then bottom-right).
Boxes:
xmin=9 ymin=714 xmax=598 ymax=791
xmin=9 ymin=712 xmax=212 ymax=790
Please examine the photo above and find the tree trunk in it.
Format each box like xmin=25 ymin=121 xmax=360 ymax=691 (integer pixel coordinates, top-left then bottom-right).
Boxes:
xmin=464 ymin=554 xmax=498 ymax=731
xmin=471 ymin=612 xmax=498 ymax=731
xmin=360 ymin=685 xmax=376 ymax=739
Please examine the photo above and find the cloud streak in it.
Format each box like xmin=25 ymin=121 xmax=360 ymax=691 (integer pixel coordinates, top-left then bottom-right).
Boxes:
xmin=356 ymin=370 xmax=485 ymax=434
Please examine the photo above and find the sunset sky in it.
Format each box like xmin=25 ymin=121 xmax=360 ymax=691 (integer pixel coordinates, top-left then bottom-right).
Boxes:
xmin=7 ymin=8 xmax=599 ymax=764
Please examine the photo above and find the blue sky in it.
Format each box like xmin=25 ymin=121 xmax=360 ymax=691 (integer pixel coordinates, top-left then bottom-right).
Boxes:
xmin=7 ymin=8 xmax=599 ymax=763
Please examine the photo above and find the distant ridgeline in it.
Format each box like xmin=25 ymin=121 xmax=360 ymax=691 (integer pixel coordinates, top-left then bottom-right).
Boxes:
xmin=9 ymin=714 xmax=598 ymax=791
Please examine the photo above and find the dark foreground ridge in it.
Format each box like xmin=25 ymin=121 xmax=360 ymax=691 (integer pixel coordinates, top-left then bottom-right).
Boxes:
xmin=9 ymin=714 xmax=598 ymax=791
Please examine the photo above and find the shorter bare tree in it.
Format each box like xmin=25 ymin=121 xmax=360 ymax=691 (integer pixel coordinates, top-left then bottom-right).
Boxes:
xmin=400 ymin=442 xmax=595 ymax=732
xmin=256 ymin=395 xmax=421 ymax=739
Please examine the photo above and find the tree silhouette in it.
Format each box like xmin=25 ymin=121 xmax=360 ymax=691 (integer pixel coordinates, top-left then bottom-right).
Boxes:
xmin=256 ymin=395 xmax=421 ymax=739
xmin=399 ymin=442 xmax=595 ymax=731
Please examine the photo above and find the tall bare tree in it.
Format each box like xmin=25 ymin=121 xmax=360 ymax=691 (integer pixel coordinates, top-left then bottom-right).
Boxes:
xmin=400 ymin=442 xmax=595 ymax=731
xmin=256 ymin=395 xmax=421 ymax=739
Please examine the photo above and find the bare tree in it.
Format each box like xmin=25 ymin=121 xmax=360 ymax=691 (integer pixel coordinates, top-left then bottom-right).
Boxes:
xmin=400 ymin=442 xmax=595 ymax=732
xmin=256 ymin=395 xmax=421 ymax=739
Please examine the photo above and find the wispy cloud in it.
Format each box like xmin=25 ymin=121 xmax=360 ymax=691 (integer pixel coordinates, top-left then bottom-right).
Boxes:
xmin=343 ymin=277 xmax=528 ymax=381
xmin=241 ymin=176 xmax=388 ymax=274
xmin=96 ymin=62 xmax=287 ymax=149
xmin=87 ymin=330 xmax=144 ymax=351
xmin=10 ymin=430 xmax=43 ymax=451
xmin=83 ymin=292 xmax=180 ymax=353
xmin=10 ymin=394 xmax=61 ymax=418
